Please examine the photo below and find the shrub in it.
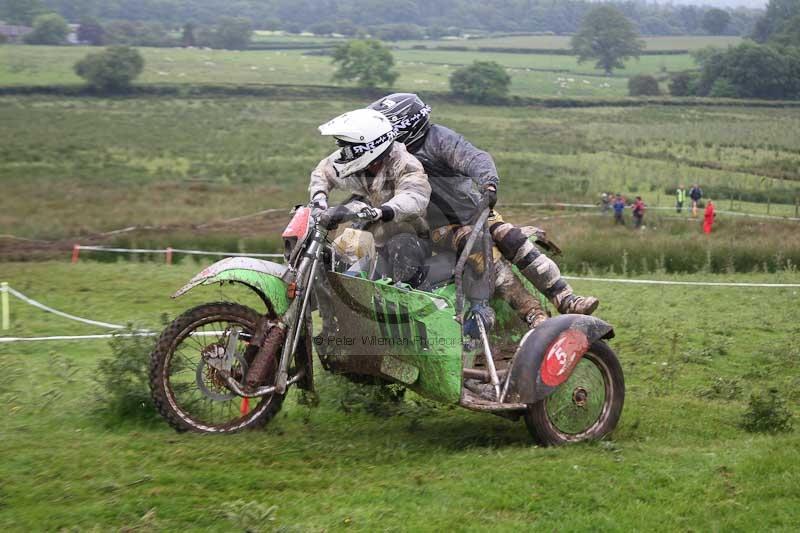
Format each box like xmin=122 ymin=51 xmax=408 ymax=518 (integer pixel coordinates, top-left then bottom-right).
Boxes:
xmin=668 ymin=72 xmax=699 ymax=96
xmin=628 ymin=74 xmax=661 ymax=96
xmin=741 ymin=388 xmax=793 ymax=433
xmin=93 ymin=326 xmax=159 ymax=422
xmin=450 ymin=61 xmax=511 ymax=104
xmin=24 ymin=12 xmax=69 ymax=45
xmin=74 ymin=46 xmax=144 ymax=92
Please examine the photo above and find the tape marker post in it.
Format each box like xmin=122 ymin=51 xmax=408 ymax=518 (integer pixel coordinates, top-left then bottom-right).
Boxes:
xmin=1 ymin=282 xmax=9 ymax=330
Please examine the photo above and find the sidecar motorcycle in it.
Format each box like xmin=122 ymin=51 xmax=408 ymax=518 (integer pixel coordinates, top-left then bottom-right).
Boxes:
xmin=149 ymin=206 xmax=624 ymax=445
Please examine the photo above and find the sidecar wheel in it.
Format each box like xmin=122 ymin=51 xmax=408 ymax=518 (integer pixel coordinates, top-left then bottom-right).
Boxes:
xmin=149 ymin=302 xmax=284 ymax=434
xmin=524 ymin=341 xmax=624 ymax=446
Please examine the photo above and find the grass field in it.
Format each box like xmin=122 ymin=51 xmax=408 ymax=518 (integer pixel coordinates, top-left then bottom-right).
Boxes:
xmin=2 ymin=96 xmax=798 ymax=243
xmin=1 ymin=45 xmax=696 ymax=98
xmin=1 ymin=261 xmax=798 ymax=530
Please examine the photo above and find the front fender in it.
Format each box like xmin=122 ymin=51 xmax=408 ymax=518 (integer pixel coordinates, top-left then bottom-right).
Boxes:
xmin=504 ymin=314 xmax=614 ymax=404
xmin=172 ymin=257 xmax=290 ymax=315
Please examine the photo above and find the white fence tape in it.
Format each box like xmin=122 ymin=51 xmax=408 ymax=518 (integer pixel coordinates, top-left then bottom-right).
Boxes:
xmin=5 ymin=286 xmax=127 ymax=329
xmin=2 ymin=273 xmax=800 ymax=344
xmin=563 ymin=276 xmax=800 ymax=288
xmin=503 ymin=202 xmax=800 ymax=222
xmin=76 ymin=245 xmax=284 ymax=259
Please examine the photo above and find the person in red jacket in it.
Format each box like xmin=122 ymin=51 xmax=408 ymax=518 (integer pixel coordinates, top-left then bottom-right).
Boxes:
xmin=703 ymin=199 xmax=716 ymax=234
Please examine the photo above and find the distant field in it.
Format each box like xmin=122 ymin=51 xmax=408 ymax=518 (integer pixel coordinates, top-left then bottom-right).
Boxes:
xmin=399 ymin=35 xmax=743 ymax=51
xmin=1 ymin=45 xmax=695 ymax=99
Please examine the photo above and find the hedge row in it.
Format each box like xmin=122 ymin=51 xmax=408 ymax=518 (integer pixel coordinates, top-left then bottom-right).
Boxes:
xmin=3 ymin=84 xmax=800 ymax=109
xmin=421 ymin=45 xmax=689 ymax=56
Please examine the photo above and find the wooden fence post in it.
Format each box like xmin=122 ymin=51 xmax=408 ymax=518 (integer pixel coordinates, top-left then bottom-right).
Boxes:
xmin=165 ymin=247 xmax=173 ymax=265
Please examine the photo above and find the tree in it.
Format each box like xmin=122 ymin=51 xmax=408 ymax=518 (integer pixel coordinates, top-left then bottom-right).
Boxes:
xmin=571 ymin=6 xmax=644 ymax=75
xmin=23 ymin=12 xmax=68 ymax=45
xmin=181 ymin=22 xmax=196 ymax=47
xmin=628 ymin=74 xmax=661 ymax=96
xmin=773 ymin=14 xmax=800 ymax=47
xmin=0 ymin=0 xmax=43 ymax=25
xmin=695 ymin=42 xmax=800 ymax=99
xmin=331 ymin=39 xmax=398 ymax=88
xmin=74 ymin=46 xmax=144 ymax=92
xmin=753 ymin=0 xmax=800 ymax=42
xmin=449 ymin=61 xmax=511 ymax=103
xmin=214 ymin=17 xmax=252 ymax=50
xmin=702 ymin=8 xmax=732 ymax=35
xmin=77 ymin=17 xmax=105 ymax=46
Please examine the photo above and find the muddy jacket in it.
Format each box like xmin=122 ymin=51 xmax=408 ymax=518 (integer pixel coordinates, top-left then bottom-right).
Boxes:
xmin=308 ymin=142 xmax=431 ymax=245
xmin=410 ymin=124 xmax=499 ymax=228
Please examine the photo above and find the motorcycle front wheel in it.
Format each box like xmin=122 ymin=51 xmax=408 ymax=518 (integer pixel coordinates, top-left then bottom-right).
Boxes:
xmin=524 ymin=340 xmax=624 ymax=446
xmin=149 ymin=302 xmax=284 ymax=433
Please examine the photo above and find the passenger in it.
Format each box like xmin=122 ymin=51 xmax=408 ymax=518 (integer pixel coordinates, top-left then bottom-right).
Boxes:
xmin=368 ymin=93 xmax=599 ymax=328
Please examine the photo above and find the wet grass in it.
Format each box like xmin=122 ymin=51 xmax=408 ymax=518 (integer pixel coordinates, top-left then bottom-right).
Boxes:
xmin=0 ymin=261 xmax=798 ymax=530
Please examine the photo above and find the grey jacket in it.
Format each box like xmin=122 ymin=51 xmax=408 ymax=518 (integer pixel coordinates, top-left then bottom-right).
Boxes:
xmin=308 ymin=142 xmax=431 ymax=245
xmin=410 ymin=124 xmax=500 ymax=228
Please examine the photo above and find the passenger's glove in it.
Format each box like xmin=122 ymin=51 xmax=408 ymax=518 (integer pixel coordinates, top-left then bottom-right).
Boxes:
xmin=463 ymin=301 xmax=496 ymax=339
xmin=318 ymin=206 xmax=351 ymax=230
xmin=311 ymin=192 xmax=328 ymax=212
xmin=480 ymin=184 xmax=498 ymax=210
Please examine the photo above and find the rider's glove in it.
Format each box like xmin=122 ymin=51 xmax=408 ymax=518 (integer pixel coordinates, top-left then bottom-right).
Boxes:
xmin=360 ymin=205 xmax=395 ymax=222
xmin=319 ymin=206 xmax=351 ymax=230
xmin=311 ymin=192 xmax=328 ymax=212
xmin=480 ymin=184 xmax=498 ymax=210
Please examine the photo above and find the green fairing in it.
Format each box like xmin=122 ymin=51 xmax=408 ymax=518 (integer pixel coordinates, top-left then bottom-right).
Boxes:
xmin=203 ymin=269 xmax=290 ymax=315
xmin=374 ymin=282 xmax=463 ymax=403
xmin=327 ymin=275 xmax=463 ymax=403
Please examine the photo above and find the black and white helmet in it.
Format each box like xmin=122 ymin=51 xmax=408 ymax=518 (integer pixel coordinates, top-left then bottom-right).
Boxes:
xmin=318 ymin=109 xmax=397 ymax=177
xmin=368 ymin=93 xmax=431 ymax=150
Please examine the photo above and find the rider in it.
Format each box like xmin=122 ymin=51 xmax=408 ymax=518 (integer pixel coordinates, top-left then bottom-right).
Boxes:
xmin=367 ymin=93 xmax=599 ymax=324
xmin=309 ymin=107 xmax=432 ymax=280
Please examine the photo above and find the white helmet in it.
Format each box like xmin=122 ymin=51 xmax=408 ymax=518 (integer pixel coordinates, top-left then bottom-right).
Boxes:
xmin=318 ymin=108 xmax=397 ymax=177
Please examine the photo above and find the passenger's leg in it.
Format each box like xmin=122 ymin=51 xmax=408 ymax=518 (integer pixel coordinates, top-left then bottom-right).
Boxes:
xmin=490 ymin=220 xmax=599 ymax=315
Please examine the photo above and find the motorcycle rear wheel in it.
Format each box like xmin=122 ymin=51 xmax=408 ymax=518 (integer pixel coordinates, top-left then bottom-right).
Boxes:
xmin=149 ymin=302 xmax=284 ymax=433
xmin=524 ymin=340 xmax=624 ymax=446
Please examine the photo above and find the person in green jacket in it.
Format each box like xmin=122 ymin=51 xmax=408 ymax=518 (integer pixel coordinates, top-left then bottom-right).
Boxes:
xmin=676 ymin=185 xmax=686 ymax=214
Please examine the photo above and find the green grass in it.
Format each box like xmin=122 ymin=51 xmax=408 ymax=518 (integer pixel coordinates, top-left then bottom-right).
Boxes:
xmin=1 ymin=261 xmax=798 ymax=530
xmin=1 ymin=45 xmax=696 ymax=98
xmin=2 ymin=96 xmax=800 ymax=245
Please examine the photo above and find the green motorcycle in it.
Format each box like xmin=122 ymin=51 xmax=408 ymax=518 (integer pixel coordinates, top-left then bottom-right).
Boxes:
xmin=149 ymin=205 xmax=624 ymax=445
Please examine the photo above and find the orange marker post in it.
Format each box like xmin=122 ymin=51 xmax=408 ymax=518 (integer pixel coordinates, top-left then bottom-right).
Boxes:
xmin=71 ymin=244 xmax=80 ymax=264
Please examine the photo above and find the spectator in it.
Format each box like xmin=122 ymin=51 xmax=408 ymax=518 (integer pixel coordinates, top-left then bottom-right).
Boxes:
xmin=600 ymin=192 xmax=610 ymax=214
xmin=703 ymin=199 xmax=716 ymax=234
xmin=689 ymin=184 xmax=703 ymax=217
xmin=613 ymin=193 xmax=625 ymax=225
xmin=632 ymin=196 xmax=646 ymax=229
xmin=676 ymin=184 xmax=686 ymax=214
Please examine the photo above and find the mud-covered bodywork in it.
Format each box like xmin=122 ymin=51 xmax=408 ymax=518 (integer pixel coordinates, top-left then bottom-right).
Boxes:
xmin=320 ymin=272 xmax=463 ymax=403
xmin=173 ymin=257 xmax=290 ymax=315
xmin=504 ymin=314 xmax=614 ymax=404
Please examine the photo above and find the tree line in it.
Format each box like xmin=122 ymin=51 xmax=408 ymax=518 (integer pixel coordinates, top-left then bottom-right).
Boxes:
xmin=1 ymin=0 xmax=762 ymax=37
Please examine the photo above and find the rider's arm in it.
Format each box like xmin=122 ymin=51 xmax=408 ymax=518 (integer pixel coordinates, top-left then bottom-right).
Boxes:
xmin=381 ymin=151 xmax=431 ymax=223
xmin=432 ymin=125 xmax=499 ymax=190
xmin=308 ymin=151 xmax=339 ymax=203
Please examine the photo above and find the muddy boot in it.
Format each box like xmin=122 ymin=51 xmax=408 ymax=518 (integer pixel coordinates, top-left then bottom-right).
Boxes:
xmin=495 ymin=259 xmax=548 ymax=328
xmin=552 ymin=290 xmax=599 ymax=315
xmin=524 ymin=307 xmax=549 ymax=328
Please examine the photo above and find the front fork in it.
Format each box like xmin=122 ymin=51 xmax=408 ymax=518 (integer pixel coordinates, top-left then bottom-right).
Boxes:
xmin=274 ymin=228 xmax=326 ymax=393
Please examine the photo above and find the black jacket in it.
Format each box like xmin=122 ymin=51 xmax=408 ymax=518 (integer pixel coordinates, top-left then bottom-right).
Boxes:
xmin=409 ymin=124 xmax=500 ymax=228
